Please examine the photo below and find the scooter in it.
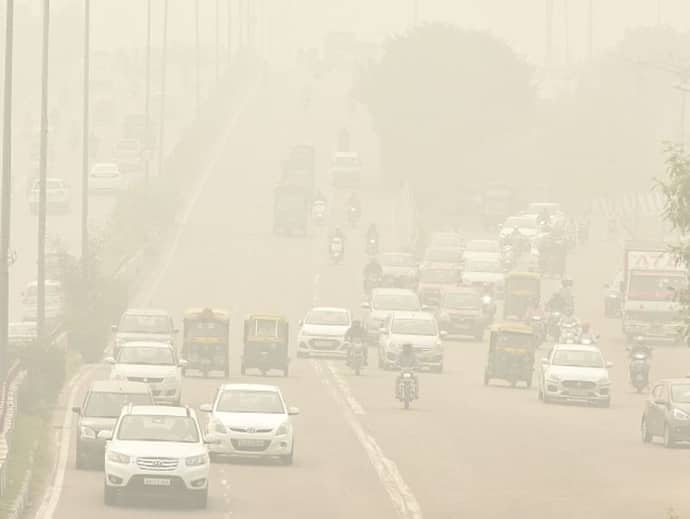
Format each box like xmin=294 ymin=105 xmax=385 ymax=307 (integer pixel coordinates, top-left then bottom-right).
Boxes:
xmin=348 ymin=205 xmax=360 ymax=227
xmin=330 ymin=237 xmax=344 ymax=264
xmin=396 ymin=370 xmax=418 ymax=410
xmin=346 ymin=341 xmax=366 ymax=376
xmin=627 ymin=346 xmax=652 ymax=392
xmin=311 ymin=200 xmax=326 ymax=225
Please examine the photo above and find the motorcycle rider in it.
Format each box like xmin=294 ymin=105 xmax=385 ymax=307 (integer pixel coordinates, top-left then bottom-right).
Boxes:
xmin=363 ymin=257 xmax=383 ymax=293
xmin=396 ymin=343 xmax=419 ymax=399
xmin=345 ymin=320 xmax=368 ymax=366
xmin=537 ymin=208 xmax=551 ymax=228
xmin=627 ymin=336 xmax=652 ymax=390
xmin=579 ymin=321 xmax=597 ymax=344
xmin=330 ymin=227 xmax=345 ymax=260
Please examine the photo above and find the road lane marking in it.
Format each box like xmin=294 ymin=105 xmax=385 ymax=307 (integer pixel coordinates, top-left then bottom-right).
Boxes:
xmin=34 ymin=364 xmax=99 ymax=519
xmin=312 ymin=359 xmax=423 ymax=519
xmin=326 ymin=361 xmax=365 ymax=416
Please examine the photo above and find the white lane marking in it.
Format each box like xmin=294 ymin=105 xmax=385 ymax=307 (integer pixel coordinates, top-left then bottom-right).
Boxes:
xmin=143 ymin=84 xmax=260 ymax=305
xmin=34 ymin=364 xmax=99 ymax=519
xmin=312 ymin=359 xmax=423 ymax=519
xmin=326 ymin=361 xmax=365 ymax=416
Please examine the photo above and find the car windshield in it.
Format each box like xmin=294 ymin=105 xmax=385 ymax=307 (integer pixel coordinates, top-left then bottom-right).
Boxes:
xmin=431 ymin=235 xmax=462 ymax=248
xmin=465 ymin=259 xmax=502 ymax=273
xmin=424 ymin=249 xmax=458 ymax=262
xmin=216 ymin=390 xmax=285 ymax=414
xmin=117 ymin=415 xmax=199 ymax=443
xmin=84 ymin=392 xmax=152 ymax=418
xmin=391 ymin=318 xmax=437 ymax=336
xmin=495 ymin=332 xmax=533 ymax=348
xmin=380 ymin=254 xmax=415 ymax=267
xmin=505 ymin=217 xmax=536 ymax=229
xmin=119 ymin=314 xmax=171 ymax=334
xmin=117 ymin=346 xmax=175 ymax=365
xmin=552 ymin=349 xmax=604 ymax=368
xmin=305 ymin=309 xmax=349 ymax=326
xmin=443 ymin=292 xmax=480 ymax=309
xmin=467 ymin=241 xmax=499 ymax=253
xmin=372 ymin=294 xmax=420 ymax=311
xmin=420 ymin=269 xmax=456 ymax=283
xmin=671 ymin=384 xmax=690 ymax=403
xmin=92 ymin=166 xmax=119 ymax=177
xmin=9 ymin=323 xmax=36 ymax=335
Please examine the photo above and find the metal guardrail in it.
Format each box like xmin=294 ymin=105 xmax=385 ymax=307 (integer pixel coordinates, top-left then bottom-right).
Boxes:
xmin=0 ymin=363 xmax=28 ymax=498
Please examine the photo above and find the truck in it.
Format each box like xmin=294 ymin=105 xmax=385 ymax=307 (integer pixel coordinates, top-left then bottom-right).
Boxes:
xmin=273 ymin=183 xmax=310 ymax=236
xmin=621 ymin=241 xmax=687 ymax=342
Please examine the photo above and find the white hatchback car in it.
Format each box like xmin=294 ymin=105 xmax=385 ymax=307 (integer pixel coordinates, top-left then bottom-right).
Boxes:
xmin=378 ymin=311 xmax=446 ymax=372
xmin=201 ymin=384 xmax=299 ymax=465
xmin=106 ymin=341 xmax=186 ymax=405
xmin=297 ymin=307 xmax=351 ymax=358
xmin=89 ymin=162 xmax=124 ymax=193
xmin=102 ymin=405 xmax=210 ymax=508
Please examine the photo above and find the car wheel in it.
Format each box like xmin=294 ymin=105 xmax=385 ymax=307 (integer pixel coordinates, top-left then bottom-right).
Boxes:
xmin=641 ymin=416 xmax=652 ymax=443
xmin=104 ymin=483 xmax=117 ymax=506
xmin=663 ymin=423 xmax=676 ymax=448
xmin=281 ymin=445 xmax=294 ymax=466
xmin=191 ymin=489 xmax=208 ymax=509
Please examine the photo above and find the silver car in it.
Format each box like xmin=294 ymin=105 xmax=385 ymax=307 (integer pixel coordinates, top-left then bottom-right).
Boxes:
xmin=538 ymin=343 xmax=612 ymax=407
xmin=378 ymin=311 xmax=446 ymax=372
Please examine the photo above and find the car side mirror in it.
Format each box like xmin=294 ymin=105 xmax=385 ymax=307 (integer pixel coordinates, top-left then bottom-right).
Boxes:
xmin=71 ymin=406 xmax=81 ymax=414
xmin=104 ymin=357 xmax=115 ymax=364
xmin=440 ymin=331 xmax=448 ymax=338
xmin=97 ymin=430 xmax=113 ymax=441
xmin=288 ymin=406 xmax=300 ymax=416
xmin=606 ymin=361 xmax=613 ymax=368
xmin=178 ymin=359 xmax=188 ymax=367
xmin=360 ymin=302 xmax=370 ymax=309
xmin=111 ymin=324 xmax=118 ymax=332
xmin=199 ymin=403 xmax=213 ymax=413
xmin=541 ymin=357 xmax=549 ymax=365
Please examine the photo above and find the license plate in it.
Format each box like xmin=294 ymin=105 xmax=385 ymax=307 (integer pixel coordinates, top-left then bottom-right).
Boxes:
xmin=569 ymin=390 xmax=588 ymax=397
xmin=143 ymin=478 xmax=171 ymax=487
xmin=237 ymin=439 xmax=264 ymax=448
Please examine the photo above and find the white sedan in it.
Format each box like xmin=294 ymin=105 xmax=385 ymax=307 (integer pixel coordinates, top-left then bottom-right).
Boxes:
xmin=378 ymin=311 xmax=446 ymax=372
xmin=89 ymin=162 xmax=124 ymax=193
xmin=297 ymin=307 xmax=351 ymax=358
xmin=201 ymin=383 xmax=299 ymax=465
xmin=538 ymin=343 xmax=612 ymax=407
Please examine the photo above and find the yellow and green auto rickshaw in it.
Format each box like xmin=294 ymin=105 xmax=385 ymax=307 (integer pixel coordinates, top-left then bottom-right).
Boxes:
xmin=503 ymin=271 xmax=541 ymax=319
xmin=181 ymin=308 xmax=230 ymax=378
xmin=484 ymin=321 xmax=536 ymax=388
xmin=242 ymin=314 xmax=289 ymax=376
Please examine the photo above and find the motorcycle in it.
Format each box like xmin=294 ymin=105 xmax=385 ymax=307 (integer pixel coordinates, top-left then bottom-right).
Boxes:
xmin=330 ymin=236 xmax=344 ymax=264
xmin=396 ymin=370 xmax=418 ymax=410
xmin=311 ymin=200 xmax=326 ymax=225
xmin=528 ymin=314 xmax=547 ymax=345
xmin=366 ymin=236 xmax=378 ymax=256
xmin=546 ymin=311 xmax=562 ymax=340
xmin=348 ymin=205 xmax=360 ymax=227
xmin=628 ymin=346 xmax=652 ymax=393
xmin=346 ymin=341 xmax=366 ymax=376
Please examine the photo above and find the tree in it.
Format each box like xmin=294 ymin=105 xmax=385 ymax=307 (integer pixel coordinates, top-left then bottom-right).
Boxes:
xmin=658 ymin=143 xmax=690 ymax=261
xmin=356 ymin=23 xmax=535 ymax=213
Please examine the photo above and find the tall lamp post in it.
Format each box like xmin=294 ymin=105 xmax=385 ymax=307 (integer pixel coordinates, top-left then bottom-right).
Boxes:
xmin=81 ymin=0 xmax=90 ymax=271
xmin=157 ymin=0 xmax=169 ymax=177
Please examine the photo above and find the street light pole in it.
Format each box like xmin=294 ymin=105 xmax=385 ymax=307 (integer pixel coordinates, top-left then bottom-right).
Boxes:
xmin=0 ymin=0 xmax=15 ymax=378
xmin=215 ymin=0 xmax=219 ymax=83
xmin=545 ymin=0 xmax=553 ymax=67
xmin=227 ymin=0 xmax=232 ymax=66
xmin=412 ymin=0 xmax=419 ymax=26
xmin=195 ymin=0 xmax=200 ymax=119
xmin=144 ymin=0 xmax=151 ymax=185
xmin=587 ymin=0 xmax=593 ymax=63
xmin=157 ymin=0 xmax=169 ymax=177
xmin=37 ymin=0 xmax=50 ymax=345
xmin=81 ymin=0 xmax=90 ymax=272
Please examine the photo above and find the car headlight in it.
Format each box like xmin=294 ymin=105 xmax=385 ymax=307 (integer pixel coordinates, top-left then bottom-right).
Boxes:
xmin=80 ymin=426 xmax=96 ymax=439
xmin=107 ymin=451 xmax=130 ymax=464
xmin=672 ymin=408 xmax=689 ymax=421
xmin=185 ymin=453 xmax=209 ymax=466
xmin=275 ymin=422 xmax=290 ymax=436
xmin=546 ymin=373 xmax=560 ymax=382
xmin=481 ymin=295 xmax=492 ymax=305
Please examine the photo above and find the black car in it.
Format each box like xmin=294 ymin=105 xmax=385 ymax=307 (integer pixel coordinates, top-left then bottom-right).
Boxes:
xmin=641 ymin=378 xmax=690 ymax=448
xmin=603 ymin=271 xmax=623 ymax=318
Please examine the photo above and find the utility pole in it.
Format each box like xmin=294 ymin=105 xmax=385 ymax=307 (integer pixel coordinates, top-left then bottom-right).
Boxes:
xmin=81 ymin=0 xmax=90 ymax=272
xmin=157 ymin=0 xmax=168 ymax=177
xmin=657 ymin=0 xmax=662 ymax=26
xmin=0 ymin=0 xmax=15 ymax=379
xmin=545 ymin=0 xmax=553 ymax=67
xmin=37 ymin=0 xmax=50 ymax=345
xmin=215 ymin=0 xmax=219 ymax=82
xmin=563 ymin=0 xmax=570 ymax=68
xmin=238 ymin=0 xmax=244 ymax=51
xmin=195 ymin=0 xmax=200 ymax=119
xmin=227 ymin=0 xmax=232 ymax=65
xmin=144 ymin=0 xmax=151 ymax=184
xmin=412 ymin=0 xmax=419 ymax=26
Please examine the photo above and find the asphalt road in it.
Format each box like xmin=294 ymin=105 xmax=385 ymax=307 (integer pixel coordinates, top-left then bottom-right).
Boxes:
xmin=42 ymin=64 xmax=690 ymax=519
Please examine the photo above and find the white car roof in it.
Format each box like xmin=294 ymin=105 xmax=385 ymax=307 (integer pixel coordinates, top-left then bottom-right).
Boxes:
xmin=126 ymin=405 xmax=190 ymax=417
xmin=118 ymin=341 xmax=174 ymax=349
xmin=123 ymin=308 xmax=170 ymax=316
xmin=308 ymin=307 xmax=349 ymax=314
xmin=391 ymin=311 xmax=434 ymax=320
xmin=92 ymin=162 xmax=119 ymax=169
xmin=371 ymin=288 xmax=417 ymax=296
xmin=553 ymin=343 xmax=601 ymax=353
xmin=219 ymin=383 xmax=281 ymax=393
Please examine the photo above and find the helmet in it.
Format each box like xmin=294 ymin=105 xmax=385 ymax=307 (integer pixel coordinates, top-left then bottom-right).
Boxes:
xmin=402 ymin=343 xmax=413 ymax=353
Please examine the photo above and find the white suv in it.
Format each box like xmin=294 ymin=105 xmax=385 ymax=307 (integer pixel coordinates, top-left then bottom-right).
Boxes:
xmin=106 ymin=341 xmax=186 ymax=405
xmin=102 ymin=405 xmax=211 ymax=508
xmin=201 ymin=383 xmax=299 ymax=465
